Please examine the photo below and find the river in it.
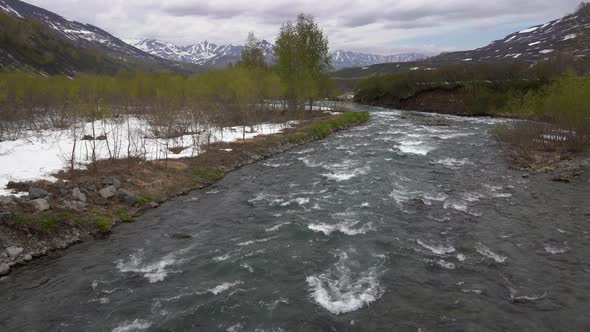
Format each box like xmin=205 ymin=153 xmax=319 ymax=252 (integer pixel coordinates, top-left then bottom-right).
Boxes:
xmin=1 ymin=105 xmax=589 ymax=331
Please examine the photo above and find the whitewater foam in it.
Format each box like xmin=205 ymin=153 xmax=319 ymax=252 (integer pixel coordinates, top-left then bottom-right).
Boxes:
xmin=112 ymin=319 xmax=152 ymax=332
xmin=207 ymin=281 xmax=243 ymax=295
xmin=115 ymin=249 xmax=187 ymax=283
xmin=475 ymin=243 xmax=507 ymax=263
xmin=306 ymin=251 xmax=383 ymax=315
xmin=265 ymin=222 xmax=291 ymax=233
xmin=417 ymin=239 xmax=456 ymax=255
xmin=544 ymin=245 xmax=569 ymax=254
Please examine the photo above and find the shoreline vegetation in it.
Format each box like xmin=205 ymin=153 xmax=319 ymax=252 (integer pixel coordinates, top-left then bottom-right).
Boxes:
xmin=352 ymin=60 xmax=590 ymax=173
xmin=0 ymin=109 xmax=370 ymax=276
xmin=0 ymin=12 xmax=347 ymax=276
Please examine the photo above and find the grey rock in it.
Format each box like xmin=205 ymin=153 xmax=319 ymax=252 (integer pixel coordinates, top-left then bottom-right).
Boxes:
xmin=30 ymin=198 xmax=50 ymax=211
xmin=99 ymin=186 xmax=117 ymax=199
xmin=63 ymin=200 xmax=87 ymax=211
xmin=72 ymin=187 xmax=86 ymax=202
xmin=23 ymin=254 xmax=33 ymax=262
xmin=117 ymin=189 xmax=136 ymax=206
xmin=8 ymin=262 xmax=15 ymax=267
xmin=0 ymin=196 xmax=15 ymax=205
xmin=87 ymin=185 xmax=96 ymax=192
xmin=29 ymin=187 xmax=49 ymax=199
xmin=6 ymin=246 xmax=23 ymax=258
xmin=0 ymin=263 xmax=9 ymax=275
xmin=55 ymin=180 xmax=66 ymax=188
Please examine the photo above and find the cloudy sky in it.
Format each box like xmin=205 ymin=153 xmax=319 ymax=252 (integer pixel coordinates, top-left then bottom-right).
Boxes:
xmin=27 ymin=0 xmax=583 ymax=55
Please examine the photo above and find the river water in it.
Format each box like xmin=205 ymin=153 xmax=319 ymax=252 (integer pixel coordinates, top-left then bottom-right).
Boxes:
xmin=1 ymin=106 xmax=589 ymax=331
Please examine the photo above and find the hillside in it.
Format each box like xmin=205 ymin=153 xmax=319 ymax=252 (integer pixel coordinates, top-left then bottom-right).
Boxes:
xmin=332 ymin=4 xmax=590 ymax=78
xmin=0 ymin=0 xmax=200 ymax=75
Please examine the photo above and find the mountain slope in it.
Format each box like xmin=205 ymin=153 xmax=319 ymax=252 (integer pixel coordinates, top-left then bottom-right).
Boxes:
xmin=431 ymin=4 xmax=590 ymax=64
xmin=0 ymin=0 xmax=199 ymax=74
xmin=132 ymin=39 xmax=428 ymax=69
xmin=332 ymin=5 xmax=590 ymax=78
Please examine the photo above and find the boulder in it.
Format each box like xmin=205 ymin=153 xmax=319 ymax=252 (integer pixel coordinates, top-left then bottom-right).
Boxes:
xmin=103 ymin=178 xmax=121 ymax=188
xmin=72 ymin=187 xmax=86 ymax=202
xmin=63 ymin=200 xmax=87 ymax=211
xmin=0 ymin=196 xmax=15 ymax=206
xmin=0 ymin=263 xmax=9 ymax=275
xmin=117 ymin=189 xmax=136 ymax=206
xmin=23 ymin=254 xmax=33 ymax=262
xmin=29 ymin=187 xmax=49 ymax=199
xmin=30 ymin=198 xmax=50 ymax=211
xmin=99 ymin=186 xmax=117 ymax=199
xmin=6 ymin=246 xmax=23 ymax=258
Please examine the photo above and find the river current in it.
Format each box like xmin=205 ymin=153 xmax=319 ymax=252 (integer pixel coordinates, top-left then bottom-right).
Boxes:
xmin=1 ymin=105 xmax=589 ymax=331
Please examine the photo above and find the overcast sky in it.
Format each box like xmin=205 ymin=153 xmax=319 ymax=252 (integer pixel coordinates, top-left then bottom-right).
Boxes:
xmin=27 ymin=0 xmax=583 ymax=55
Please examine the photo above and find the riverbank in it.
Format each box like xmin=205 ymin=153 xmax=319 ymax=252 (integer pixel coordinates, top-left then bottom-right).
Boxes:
xmin=0 ymin=111 xmax=370 ymax=276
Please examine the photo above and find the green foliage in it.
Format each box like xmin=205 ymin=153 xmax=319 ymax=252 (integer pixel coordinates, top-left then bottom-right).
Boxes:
xmin=286 ymin=131 xmax=309 ymax=143
xmin=239 ymin=32 xmax=267 ymax=69
xmin=274 ymin=13 xmax=332 ymax=109
xmin=136 ymin=194 xmax=157 ymax=205
xmin=114 ymin=208 xmax=135 ymax=222
xmin=93 ymin=216 xmax=112 ymax=230
xmin=305 ymin=111 xmax=369 ymax=139
xmin=192 ymin=167 xmax=224 ymax=182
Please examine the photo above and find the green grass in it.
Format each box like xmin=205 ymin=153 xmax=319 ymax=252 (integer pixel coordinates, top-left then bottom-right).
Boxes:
xmin=286 ymin=131 xmax=309 ymax=143
xmin=114 ymin=208 xmax=135 ymax=223
xmin=305 ymin=111 xmax=370 ymax=139
xmin=136 ymin=194 xmax=157 ymax=205
xmin=93 ymin=216 xmax=112 ymax=230
xmin=192 ymin=167 xmax=225 ymax=183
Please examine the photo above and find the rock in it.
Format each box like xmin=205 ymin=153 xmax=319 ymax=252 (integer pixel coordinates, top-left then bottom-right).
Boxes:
xmin=23 ymin=254 xmax=32 ymax=262
xmin=87 ymin=184 xmax=96 ymax=192
xmin=6 ymin=246 xmax=23 ymax=258
xmin=117 ymin=189 xmax=136 ymax=206
xmin=0 ymin=196 xmax=15 ymax=206
xmin=103 ymin=178 xmax=121 ymax=188
xmin=29 ymin=187 xmax=49 ymax=199
xmin=0 ymin=263 xmax=9 ymax=275
xmin=72 ymin=187 xmax=86 ymax=202
xmin=63 ymin=200 xmax=87 ymax=211
xmin=99 ymin=186 xmax=117 ymax=199
xmin=30 ymin=198 xmax=50 ymax=211
xmin=55 ymin=180 xmax=66 ymax=188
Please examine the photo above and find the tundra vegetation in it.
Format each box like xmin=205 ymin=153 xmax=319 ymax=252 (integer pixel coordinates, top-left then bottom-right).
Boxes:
xmin=354 ymin=56 xmax=590 ymax=158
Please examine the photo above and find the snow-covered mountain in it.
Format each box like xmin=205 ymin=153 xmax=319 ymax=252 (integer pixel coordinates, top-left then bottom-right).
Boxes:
xmin=131 ymin=39 xmax=274 ymax=68
xmin=0 ymin=0 xmax=157 ymax=61
xmin=330 ymin=50 xmax=428 ymax=68
xmin=433 ymin=4 xmax=590 ymax=63
xmin=132 ymin=39 xmax=428 ymax=69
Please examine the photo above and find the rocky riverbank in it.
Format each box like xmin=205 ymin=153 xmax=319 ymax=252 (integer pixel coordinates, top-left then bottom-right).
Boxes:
xmin=0 ymin=111 xmax=370 ymax=276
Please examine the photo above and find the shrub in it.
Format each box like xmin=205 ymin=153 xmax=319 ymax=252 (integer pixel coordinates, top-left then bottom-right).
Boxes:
xmin=136 ymin=194 xmax=157 ymax=205
xmin=114 ymin=208 xmax=134 ymax=222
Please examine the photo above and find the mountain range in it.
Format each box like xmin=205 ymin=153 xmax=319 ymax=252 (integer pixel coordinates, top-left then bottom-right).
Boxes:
xmin=131 ymin=38 xmax=428 ymax=69
xmin=0 ymin=0 xmax=587 ymax=75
